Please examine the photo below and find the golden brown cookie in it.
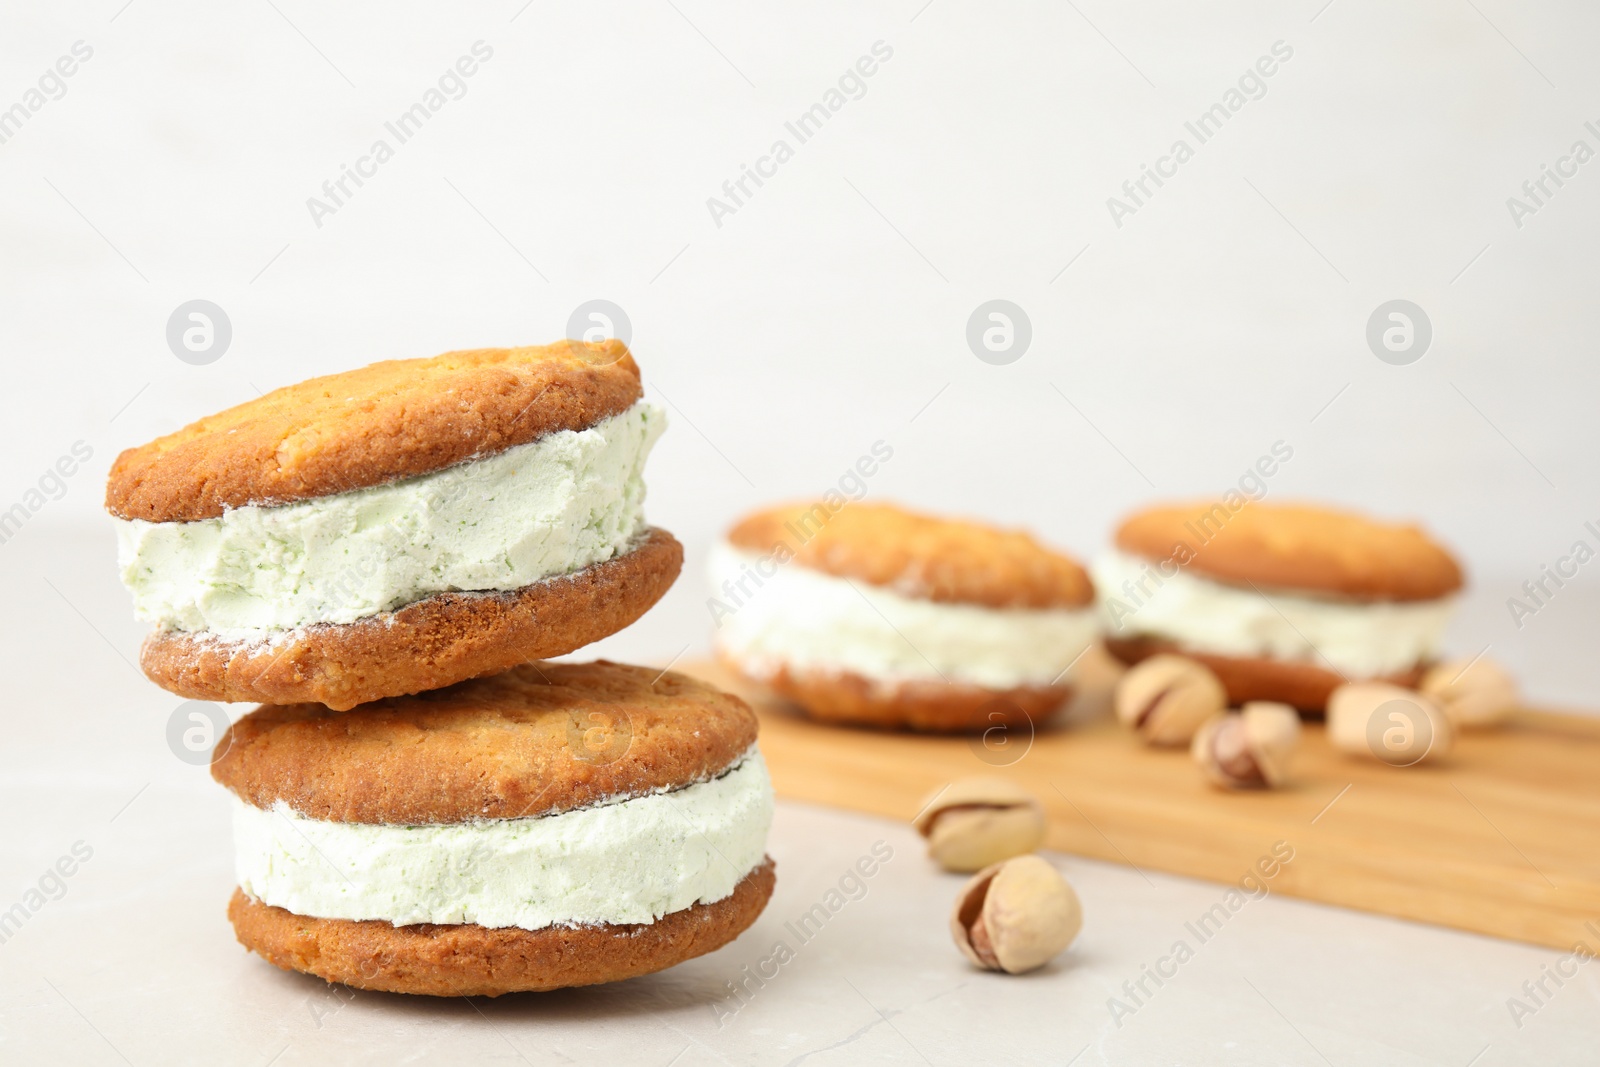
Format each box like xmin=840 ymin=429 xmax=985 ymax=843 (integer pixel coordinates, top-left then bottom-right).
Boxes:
xmin=1114 ymin=500 xmax=1462 ymax=601
xmin=212 ymin=657 xmax=759 ymax=823
xmin=731 ymin=657 xmax=1072 ymax=733
xmin=107 ymin=340 xmax=641 ymax=522
xmin=228 ymin=860 xmax=776 ymax=997
xmin=728 ymin=501 xmax=1092 ymax=609
xmin=1103 ymin=636 xmax=1427 ymax=713
xmin=147 ymin=528 xmax=681 ymax=711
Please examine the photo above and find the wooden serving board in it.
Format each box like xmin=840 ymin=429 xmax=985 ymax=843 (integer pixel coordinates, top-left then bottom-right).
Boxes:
xmin=678 ymin=657 xmax=1600 ymax=951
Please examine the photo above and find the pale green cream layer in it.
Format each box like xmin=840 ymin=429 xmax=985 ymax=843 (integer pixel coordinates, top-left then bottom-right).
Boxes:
xmin=232 ymin=750 xmax=773 ymax=929
xmin=710 ymin=544 xmax=1099 ymax=689
xmin=115 ymin=402 xmax=665 ymax=637
xmin=1092 ymin=549 xmax=1455 ymax=677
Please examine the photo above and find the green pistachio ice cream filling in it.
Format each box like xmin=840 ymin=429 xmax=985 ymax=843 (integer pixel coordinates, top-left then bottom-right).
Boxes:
xmin=232 ymin=750 xmax=773 ymax=930
xmin=114 ymin=401 xmax=665 ymax=638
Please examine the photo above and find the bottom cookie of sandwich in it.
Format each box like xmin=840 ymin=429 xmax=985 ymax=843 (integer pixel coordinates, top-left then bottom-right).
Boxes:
xmin=228 ymin=858 xmax=776 ymax=997
xmin=728 ymin=656 xmax=1073 ymax=733
xmin=1104 ymin=635 xmax=1427 ymax=713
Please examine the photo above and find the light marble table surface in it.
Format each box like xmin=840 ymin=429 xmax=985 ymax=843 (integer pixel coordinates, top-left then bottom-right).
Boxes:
xmin=4 ymin=533 xmax=1599 ymax=1067
xmin=9 ymin=531 xmax=1600 ymax=1062
xmin=4 ymin=787 xmax=1598 ymax=1066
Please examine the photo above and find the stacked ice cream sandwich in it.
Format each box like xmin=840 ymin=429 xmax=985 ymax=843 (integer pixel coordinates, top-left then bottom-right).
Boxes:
xmin=108 ymin=341 xmax=775 ymax=995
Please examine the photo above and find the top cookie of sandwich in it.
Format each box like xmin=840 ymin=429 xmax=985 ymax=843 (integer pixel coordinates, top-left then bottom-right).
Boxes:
xmin=106 ymin=341 xmax=641 ymax=522
xmin=211 ymin=661 xmax=758 ymax=825
xmin=726 ymin=501 xmax=1093 ymax=610
xmin=1115 ymin=500 xmax=1463 ymax=601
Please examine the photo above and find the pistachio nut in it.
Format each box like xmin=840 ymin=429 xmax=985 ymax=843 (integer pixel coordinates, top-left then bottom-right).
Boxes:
xmin=950 ymin=854 xmax=1082 ymax=975
xmin=1420 ymin=658 xmax=1518 ymax=729
xmin=913 ymin=778 xmax=1046 ymax=873
xmin=1327 ymin=682 xmax=1453 ymax=766
xmin=1191 ymin=701 xmax=1300 ymax=788
xmin=1114 ymin=654 xmax=1227 ymax=746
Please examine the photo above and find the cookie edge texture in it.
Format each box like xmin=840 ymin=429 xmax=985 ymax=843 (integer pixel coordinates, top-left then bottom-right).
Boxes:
xmin=107 ymin=341 xmax=642 ymax=521
xmin=722 ymin=654 xmax=1071 ymax=733
xmin=228 ymin=858 xmax=775 ymax=996
xmin=145 ymin=527 xmax=681 ymax=710
xmin=726 ymin=501 xmax=1094 ymax=610
xmin=210 ymin=656 xmax=760 ymax=824
xmin=1113 ymin=501 xmax=1464 ymax=602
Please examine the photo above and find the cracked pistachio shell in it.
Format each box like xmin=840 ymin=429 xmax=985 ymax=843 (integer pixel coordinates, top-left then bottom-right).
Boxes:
xmin=1192 ymin=701 xmax=1300 ymax=788
xmin=1420 ymin=658 xmax=1518 ymax=729
xmin=1114 ymin=654 xmax=1227 ymax=746
xmin=913 ymin=778 xmax=1045 ymax=873
xmin=950 ymin=855 xmax=1081 ymax=975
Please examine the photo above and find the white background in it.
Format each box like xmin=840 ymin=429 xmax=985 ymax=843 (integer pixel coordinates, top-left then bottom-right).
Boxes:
xmin=2 ymin=2 xmax=1598 ymax=1064
xmin=2 ymin=0 xmax=1598 ymax=704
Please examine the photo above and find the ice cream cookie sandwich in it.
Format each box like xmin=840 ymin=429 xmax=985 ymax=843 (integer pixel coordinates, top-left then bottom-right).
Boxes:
xmin=710 ymin=502 xmax=1098 ymax=732
xmin=107 ymin=341 xmax=680 ymax=709
xmin=1096 ymin=500 xmax=1462 ymax=710
xmin=213 ymin=660 xmax=775 ymax=996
